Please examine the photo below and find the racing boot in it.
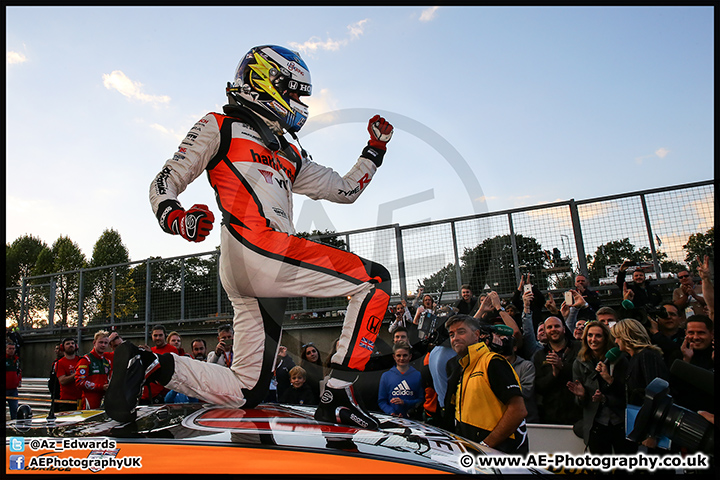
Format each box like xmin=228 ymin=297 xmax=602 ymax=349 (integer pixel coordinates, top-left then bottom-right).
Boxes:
xmin=314 ymin=384 xmax=379 ymax=430
xmin=105 ymin=341 xmax=174 ymax=423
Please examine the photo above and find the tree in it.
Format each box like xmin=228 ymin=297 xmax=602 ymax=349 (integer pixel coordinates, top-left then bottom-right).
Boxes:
xmin=5 ymin=235 xmax=49 ymax=325
xmin=683 ymin=227 xmax=714 ymax=274
xmin=585 ymin=238 xmax=677 ymax=284
xmin=31 ymin=236 xmax=87 ymax=328
xmin=423 ymin=234 xmax=548 ymax=296
xmin=295 ymin=229 xmax=347 ymax=250
xmin=86 ymin=229 xmax=137 ymax=325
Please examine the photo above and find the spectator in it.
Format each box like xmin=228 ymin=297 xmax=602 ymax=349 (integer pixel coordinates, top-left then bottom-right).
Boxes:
xmin=445 ymin=315 xmax=528 ymax=454
xmin=279 ymin=366 xmax=317 ymax=405
xmin=108 ymin=331 xmax=123 ymax=351
xmin=672 ymin=268 xmax=707 ymax=318
xmin=106 ymin=331 xmax=123 ymax=369
xmin=567 ymin=321 xmax=636 ymax=455
xmin=6 ymin=341 xmax=22 ymax=420
xmin=75 ymin=330 xmax=111 ymax=410
xmin=55 ymin=337 xmax=82 ymax=412
xmin=6 ymin=325 xmax=24 ymax=358
xmin=428 ymin=328 xmax=456 ymax=418
xmin=388 ymin=300 xmax=412 ymax=334
xmin=300 ymin=342 xmax=324 ymax=403
xmin=610 ymin=318 xmax=670 ymax=451
xmin=648 ymin=303 xmax=685 ymax=367
xmin=207 ymin=325 xmax=233 ymax=367
xmin=48 ymin=341 xmax=64 ymax=401
xmin=695 ymin=255 xmax=714 ymax=320
xmin=377 ymin=341 xmax=423 ymax=418
xmin=167 ymin=331 xmax=190 ymax=357
xmin=164 ymin=389 xmax=199 ymax=404
xmin=356 ymin=335 xmax=394 ymax=413
xmin=455 ymin=284 xmax=479 ymax=316
xmin=419 ymin=352 xmax=440 ymax=424
xmin=532 ymin=316 xmax=582 ymax=425
xmin=150 ymin=325 xmax=179 ymax=356
xmin=560 ymin=289 xmax=589 ymax=337
xmin=595 ymin=306 xmax=619 ymax=328
xmin=144 ymin=325 xmax=178 ymax=404
xmin=616 ymin=261 xmax=662 ymax=310
xmin=500 ymin=326 xmax=540 ymax=424
xmin=413 ymin=294 xmax=436 ymax=341
xmin=573 ymin=274 xmax=602 ymax=321
xmin=511 ymin=274 xmax=545 ymax=329
xmin=520 ymin=289 xmax=545 ymax=360
xmin=274 ymin=345 xmax=296 ymax=401
xmin=190 ymin=338 xmax=207 ymax=361
xmin=680 ymin=314 xmax=714 ymax=371
xmin=572 ymin=319 xmax=587 ymax=340
xmin=675 ymin=314 xmax=714 ymax=414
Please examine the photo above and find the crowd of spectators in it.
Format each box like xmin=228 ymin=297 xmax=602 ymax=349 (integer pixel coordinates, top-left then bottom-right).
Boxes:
xmin=5 ymin=256 xmax=714 ymax=460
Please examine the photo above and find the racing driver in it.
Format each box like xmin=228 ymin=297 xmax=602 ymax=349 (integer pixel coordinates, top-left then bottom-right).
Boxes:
xmin=106 ymin=45 xmax=393 ymax=430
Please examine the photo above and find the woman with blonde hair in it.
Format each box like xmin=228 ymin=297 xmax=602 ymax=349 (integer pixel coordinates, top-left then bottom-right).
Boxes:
xmin=610 ymin=318 xmax=670 ymax=452
xmin=568 ymin=321 xmax=635 ymax=454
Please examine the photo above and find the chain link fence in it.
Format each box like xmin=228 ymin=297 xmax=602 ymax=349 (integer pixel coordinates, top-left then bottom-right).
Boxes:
xmin=7 ymin=180 xmax=713 ymax=340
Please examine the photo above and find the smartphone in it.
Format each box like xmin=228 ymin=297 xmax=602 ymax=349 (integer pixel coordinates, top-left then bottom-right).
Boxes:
xmin=523 ymin=284 xmax=532 ymax=294
xmin=564 ymin=291 xmax=573 ymax=305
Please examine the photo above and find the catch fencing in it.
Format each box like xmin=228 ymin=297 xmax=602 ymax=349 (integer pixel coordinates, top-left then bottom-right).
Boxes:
xmin=6 ymin=180 xmax=713 ymax=342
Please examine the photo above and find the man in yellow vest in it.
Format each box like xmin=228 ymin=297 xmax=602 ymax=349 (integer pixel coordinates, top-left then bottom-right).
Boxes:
xmin=446 ymin=314 xmax=529 ymax=454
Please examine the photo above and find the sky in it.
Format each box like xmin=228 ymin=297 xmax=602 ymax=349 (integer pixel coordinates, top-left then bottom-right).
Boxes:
xmin=6 ymin=6 xmax=714 ymax=263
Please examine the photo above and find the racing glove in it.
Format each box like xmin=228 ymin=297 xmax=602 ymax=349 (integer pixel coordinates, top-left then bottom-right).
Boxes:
xmin=157 ymin=200 xmax=215 ymax=242
xmin=362 ymin=115 xmax=394 ymax=167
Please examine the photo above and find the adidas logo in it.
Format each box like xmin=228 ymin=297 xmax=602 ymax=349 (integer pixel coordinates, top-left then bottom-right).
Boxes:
xmin=391 ymin=380 xmax=414 ymax=397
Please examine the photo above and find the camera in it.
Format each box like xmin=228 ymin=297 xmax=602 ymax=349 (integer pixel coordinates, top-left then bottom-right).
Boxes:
xmin=628 ymin=377 xmax=714 ymax=456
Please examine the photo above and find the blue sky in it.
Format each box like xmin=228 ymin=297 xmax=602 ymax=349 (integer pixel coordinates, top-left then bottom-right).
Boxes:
xmin=6 ymin=6 xmax=714 ymax=262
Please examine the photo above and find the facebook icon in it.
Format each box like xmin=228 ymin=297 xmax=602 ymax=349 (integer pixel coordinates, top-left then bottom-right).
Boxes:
xmin=9 ymin=455 xmax=25 ymax=470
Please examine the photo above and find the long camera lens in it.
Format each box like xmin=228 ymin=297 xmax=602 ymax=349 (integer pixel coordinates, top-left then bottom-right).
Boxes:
xmin=629 ymin=378 xmax=714 ymax=455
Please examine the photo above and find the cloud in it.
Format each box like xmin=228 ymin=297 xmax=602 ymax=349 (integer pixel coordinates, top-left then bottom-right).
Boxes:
xmin=419 ymin=7 xmax=440 ymax=22
xmin=290 ymin=19 xmax=369 ymax=55
xmin=635 ymin=147 xmax=670 ymax=165
xmin=305 ymin=88 xmax=339 ymax=116
xmin=654 ymin=147 xmax=669 ymax=158
xmin=7 ymin=51 xmax=27 ymax=65
xmin=102 ymin=70 xmax=171 ymax=106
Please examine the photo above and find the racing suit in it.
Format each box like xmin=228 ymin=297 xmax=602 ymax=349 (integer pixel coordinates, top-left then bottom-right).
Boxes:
xmin=149 ymin=104 xmax=391 ymax=408
xmin=75 ymin=349 xmax=111 ymax=409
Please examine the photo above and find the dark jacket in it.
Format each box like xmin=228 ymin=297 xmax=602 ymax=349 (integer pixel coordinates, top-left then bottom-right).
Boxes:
xmin=572 ymin=353 xmax=629 ymax=446
xmin=532 ymin=339 xmax=582 ymax=425
xmin=615 ymin=270 xmax=662 ymax=309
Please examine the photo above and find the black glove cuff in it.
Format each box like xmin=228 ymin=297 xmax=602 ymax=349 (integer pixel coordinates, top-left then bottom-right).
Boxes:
xmin=362 ymin=144 xmax=385 ymax=167
xmin=156 ymin=199 xmax=183 ymax=234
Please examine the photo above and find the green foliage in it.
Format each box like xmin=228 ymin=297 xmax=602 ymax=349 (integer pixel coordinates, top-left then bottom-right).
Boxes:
xmin=683 ymin=227 xmax=714 ymax=273
xmin=295 ymin=229 xmax=347 ymax=250
xmin=422 ymin=234 xmax=549 ymax=295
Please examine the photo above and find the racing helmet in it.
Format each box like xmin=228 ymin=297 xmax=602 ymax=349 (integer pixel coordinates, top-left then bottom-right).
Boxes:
xmin=227 ymin=45 xmax=312 ymax=133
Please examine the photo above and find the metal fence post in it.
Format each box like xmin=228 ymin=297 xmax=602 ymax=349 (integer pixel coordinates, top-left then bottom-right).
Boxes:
xmin=508 ymin=213 xmax=521 ymax=283
xmin=145 ymin=259 xmax=151 ymax=345
xmin=450 ymin=221 xmax=462 ymax=291
xmin=640 ymin=194 xmax=661 ymax=278
xmin=568 ymin=199 xmax=589 ymax=278
xmin=394 ymin=224 xmax=407 ymax=300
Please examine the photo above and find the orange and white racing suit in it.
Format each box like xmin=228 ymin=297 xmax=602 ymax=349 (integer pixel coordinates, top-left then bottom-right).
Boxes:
xmin=149 ymin=105 xmax=391 ymax=408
